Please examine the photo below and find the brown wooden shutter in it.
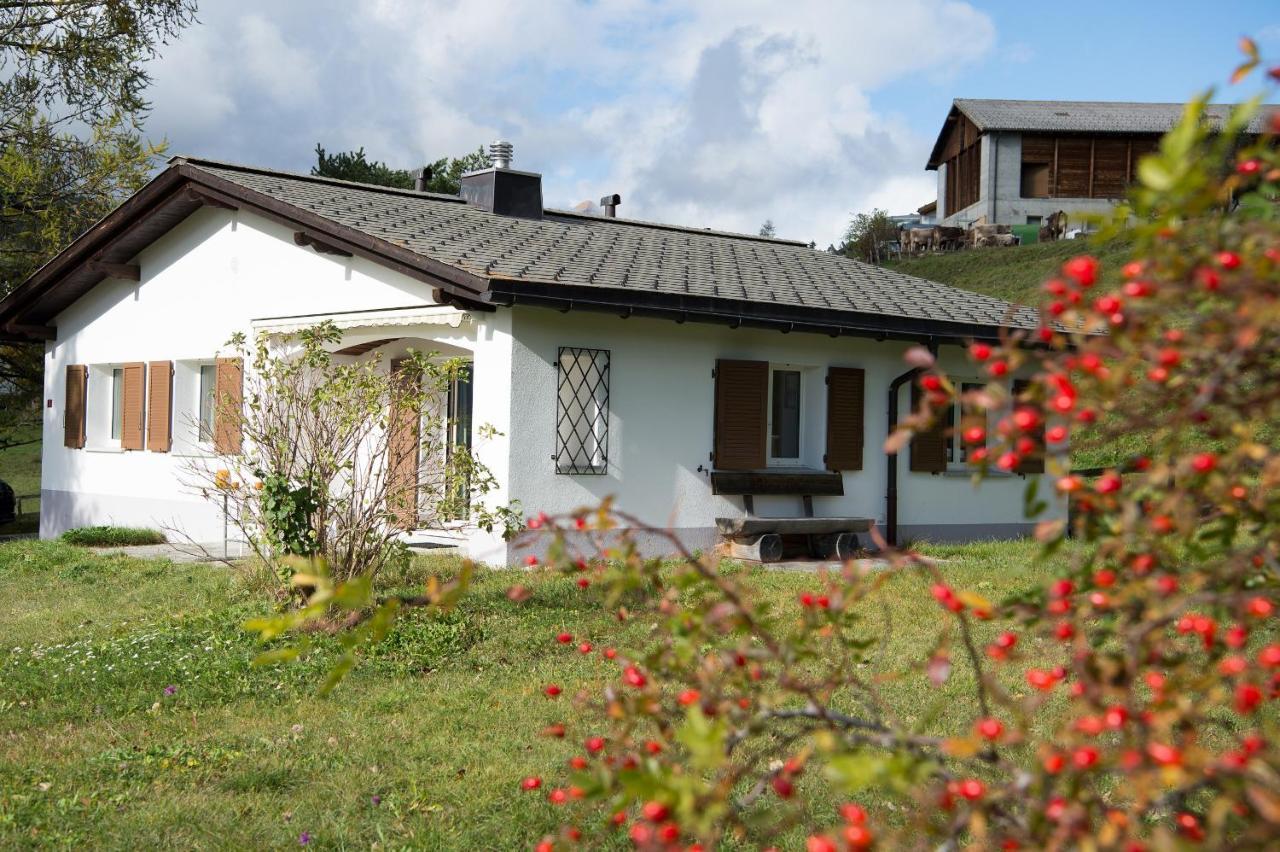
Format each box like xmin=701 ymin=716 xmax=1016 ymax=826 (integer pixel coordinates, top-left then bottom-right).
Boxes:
xmin=387 ymin=358 xmax=421 ymax=529
xmin=825 ymin=367 xmax=865 ymax=471
xmin=213 ymin=357 xmax=243 ymax=454
xmin=147 ymin=361 xmax=173 ymax=452
xmin=64 ymin=365 xmax=87 ymax=448
xmin=1013 ymin=380 xmax=1045 ymax=474
xmin=120 ymin=362 xmax=146 ymax=451
xmin=909 ymin=383 xmax=949 ymax=474
xmin=713 ymin=359 xmax=767 ymax=470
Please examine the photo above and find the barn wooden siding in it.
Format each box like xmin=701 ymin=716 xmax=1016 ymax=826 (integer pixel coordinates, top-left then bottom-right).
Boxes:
xmin=1020 ymin=133 xmax=1160 ymax=200
xmin=940 ymin=113 xmax=982 ymax=215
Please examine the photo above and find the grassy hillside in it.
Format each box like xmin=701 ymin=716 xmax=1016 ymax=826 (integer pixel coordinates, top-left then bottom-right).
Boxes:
xmin=883 ymin=236 xmax=1134 ymax=306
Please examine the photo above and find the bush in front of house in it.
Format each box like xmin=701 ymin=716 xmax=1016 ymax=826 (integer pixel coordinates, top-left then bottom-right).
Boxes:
xmin=60 ymin=526 xmax=167 ymax=547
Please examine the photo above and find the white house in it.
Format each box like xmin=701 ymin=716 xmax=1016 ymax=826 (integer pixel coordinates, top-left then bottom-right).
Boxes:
xmin=0 ymin=148 xmax=1062 ymax=566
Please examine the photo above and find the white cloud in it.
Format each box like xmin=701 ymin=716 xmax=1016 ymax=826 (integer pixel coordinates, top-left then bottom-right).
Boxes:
xmin=143 ymin=0 xmax=997 ymax=245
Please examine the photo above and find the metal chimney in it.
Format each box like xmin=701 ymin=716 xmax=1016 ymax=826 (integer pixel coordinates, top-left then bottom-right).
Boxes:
xmin=488 ymin=140 xmax=514 ymax=170
xmin=599 ymin=194 xmax=621 ymax=218
xmin=458 ymin=140 xmax=543 ymax=219
xmin=413 ymin=166 xmax=431 ymax=192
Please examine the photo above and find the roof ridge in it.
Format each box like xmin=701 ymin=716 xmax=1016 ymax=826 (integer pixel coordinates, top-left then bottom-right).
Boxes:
xmin=169 ymin=155 xmax=467 ymax=204
xmin=545 ymin=208 xmax=810 ymax=247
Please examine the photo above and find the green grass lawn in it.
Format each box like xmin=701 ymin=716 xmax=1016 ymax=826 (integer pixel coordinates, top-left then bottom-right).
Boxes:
xmin=0 ymin=538 xmax=1070 ymax=849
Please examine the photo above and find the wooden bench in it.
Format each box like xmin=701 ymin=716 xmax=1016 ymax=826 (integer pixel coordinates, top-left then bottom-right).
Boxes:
xmin=711 ymin=471 xmax=872 ymax=563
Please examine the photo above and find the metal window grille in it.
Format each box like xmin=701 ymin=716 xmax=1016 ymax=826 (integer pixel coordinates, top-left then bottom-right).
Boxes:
xmin=555 ymin=347 xmax=610 ymax=474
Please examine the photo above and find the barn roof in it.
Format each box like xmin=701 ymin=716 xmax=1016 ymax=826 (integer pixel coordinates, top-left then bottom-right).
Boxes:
xmin=928 ymin=98 xmax=1276 ymax=169
xmin=0 ymin=156 xmax=1044 ymax=344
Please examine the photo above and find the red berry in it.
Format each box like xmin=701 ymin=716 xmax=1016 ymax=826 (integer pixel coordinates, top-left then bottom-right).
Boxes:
xmin=1147 ymin=742 xmax=1181 ymax=766
xmin=1197 ymin=266 xmax=1222 ymax=290
xmin=1236 ymin=682 xmax=1263 ymax=714
xmin=806 ymin=837 xmax=838 ymax=852
xmin=1217 ymin=250 xmax=1242 ymax=270
xmin=641 ymin=801 xmax=670 ymax=822
xmin=921 ymin=374 xmax=943 ymax=392
xmin=578 ymin=641 xmax=593 ymax=654
xmin=1190 ymin=452 xmax=1217 ymax=473
xmin=970 ymin=342 xmax=992 ymax=361
xmin=841 ymin=803 xmax=868 ymax=824
xmin=1063 ymin=255 xmax=1099 ymax=287
xmin=987 ymin=361 xmax=1009 ymax=378
xmin=1237 ymin=159 xmax=1262 ymax=175
xmin=771 ymin=775 xmax=794 ymax=798
xmin=1095 ymin=473 xmax=1122 ymax=494
xmin=548 ymin=788 xmax=568 ymax=805
xmin=1259 ymin=645 xmax=1280 ymax=667
xmin=976 ymin=717 xmax=1004 ymax=740
xmin=958 ymin=778 xmax=985 ymax=800
xmin=1176 ymin=812 xmax=1204 ymax=841
xmin=677 ymin=689 xmax=701 ymax=706
xmin=544 ymin=684 xmax=562 ymax=697
xmin=1072 ymin=746 xmax=1099 ymax=769
xmin=645 ymin=740 xmax=663 ymax=754
xmin=623 ymin=665 xmax=647 ymax=688
xmin=521 ymin=776 xmax=542 ymax=790
xmin=843 ymin=824 xmax=873 ymax=849
xmin=556 ymin=632 xmax=573 ymax=644
xmin=602 ymin=647 xmax=617 ymax=659
xmin=585 ymin=736 xmax=605 ymax=753
xmin=524 ymin=555 xmax=539 ymax=566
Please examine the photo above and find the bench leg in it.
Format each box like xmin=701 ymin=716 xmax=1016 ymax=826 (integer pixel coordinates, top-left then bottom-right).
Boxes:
xmin=810 ymin=532 xmax=860 ymax=561
xmin=728 ymin=534 xmax=783 ymax=563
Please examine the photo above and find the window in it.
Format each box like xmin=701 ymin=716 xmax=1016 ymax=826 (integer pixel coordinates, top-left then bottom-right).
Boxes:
xmin=945 ymin=381 xmax=988 ymax=469
xmin=555 ymin=347 xmax=609 ymax=474
xmin=198 ymin=363 xmax=217 ymax=442
xmin=110 ymin=367 xmax=125 ymax=441
xmin=768 ymin=368 xmax=803 ymax=465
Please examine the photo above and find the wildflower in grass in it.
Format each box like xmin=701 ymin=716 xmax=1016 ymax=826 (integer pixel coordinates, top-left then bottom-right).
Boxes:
xmin=298 ymin=831 xmax=311 ymax=845
xmin=163 ymin=685 xmax=177 ymax=696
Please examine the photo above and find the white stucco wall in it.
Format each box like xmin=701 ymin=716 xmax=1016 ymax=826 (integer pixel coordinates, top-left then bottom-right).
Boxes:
xmin=502 ymin=307 xmax=1064 ymax=559
xmin=40 ymin=206 xmax=514 ymax=551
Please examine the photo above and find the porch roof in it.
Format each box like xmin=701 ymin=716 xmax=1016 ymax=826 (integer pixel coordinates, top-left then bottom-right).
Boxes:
xmin=249 ymin=304 xmax=473 ymax=335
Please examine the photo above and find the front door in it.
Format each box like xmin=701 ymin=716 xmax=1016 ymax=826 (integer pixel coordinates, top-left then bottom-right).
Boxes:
xmin=388 ymin=359 xmax=420 ymax=529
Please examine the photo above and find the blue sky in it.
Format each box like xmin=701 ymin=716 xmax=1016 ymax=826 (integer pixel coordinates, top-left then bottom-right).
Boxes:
xmin=143 ymin=1 xmax=1279 ymax=247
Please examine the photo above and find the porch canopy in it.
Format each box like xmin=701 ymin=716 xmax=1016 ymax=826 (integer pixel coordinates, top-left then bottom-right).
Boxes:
xmin=250 ymin=304 xmax=477 ymax=356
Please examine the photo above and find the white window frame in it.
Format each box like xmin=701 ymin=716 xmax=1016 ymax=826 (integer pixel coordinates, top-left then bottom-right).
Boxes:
xmin=766 ymin=363 xmax=805 ymax=468
xmin=171 ymin=359 xmax=219 ymax=456
xmin=84 ymin=363 xmax=125 ymax=451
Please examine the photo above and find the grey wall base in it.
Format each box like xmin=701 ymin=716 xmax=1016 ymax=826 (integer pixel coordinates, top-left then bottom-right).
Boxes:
xmin=506 ymin=526 xmax=721 ymax=565
xmin=41 ymin=488 xmax=226 ymax=541
xmin=895 ymin=522 xmax=1036 ymax=545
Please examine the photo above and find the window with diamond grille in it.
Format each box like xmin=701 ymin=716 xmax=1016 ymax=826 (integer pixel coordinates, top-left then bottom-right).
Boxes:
xmin=555 ymin=347 xmax=610 ymax=474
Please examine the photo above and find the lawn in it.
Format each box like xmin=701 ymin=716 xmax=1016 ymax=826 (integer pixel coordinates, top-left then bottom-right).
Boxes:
xmin=0 ymin=427 xmax=41 ymax=536
xmin=0 ymin=538 xmax=1069 ymax=849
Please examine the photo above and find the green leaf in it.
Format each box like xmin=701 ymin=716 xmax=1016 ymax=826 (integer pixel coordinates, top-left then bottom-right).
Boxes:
xmin=674 ymin=707 xmax=727 ymax=772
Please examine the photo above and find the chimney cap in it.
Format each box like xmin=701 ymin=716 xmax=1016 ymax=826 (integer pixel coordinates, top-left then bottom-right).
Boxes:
xmin=488 ymin=140 xmax=514 ymax=170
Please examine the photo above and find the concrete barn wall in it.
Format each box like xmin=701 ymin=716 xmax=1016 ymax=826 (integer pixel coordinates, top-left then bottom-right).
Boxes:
xmin=501 ymin=307 xmax=1065 ymax=563
xmin=39 ymin=206 xmax=515 ymax=551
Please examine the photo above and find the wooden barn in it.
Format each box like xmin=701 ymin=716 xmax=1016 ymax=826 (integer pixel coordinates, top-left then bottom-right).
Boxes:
xmin=925 ymin=98 xmax=1275 ymax=228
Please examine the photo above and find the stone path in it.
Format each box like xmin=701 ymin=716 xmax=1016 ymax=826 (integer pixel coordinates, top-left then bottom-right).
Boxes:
xmin=90 ymin=541 xmax=249 ymax=563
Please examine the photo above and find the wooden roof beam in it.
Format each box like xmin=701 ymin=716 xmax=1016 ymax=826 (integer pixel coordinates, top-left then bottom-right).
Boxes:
xmin=294 ymin=231 xmax=353 ymax=257
xmin=87 ymin=262 xmax=140 ymax=281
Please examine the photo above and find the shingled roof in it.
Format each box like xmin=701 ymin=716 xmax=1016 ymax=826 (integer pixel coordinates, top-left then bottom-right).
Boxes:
xmin=0 ymin=156 xmax=1042 ymax=343
xmin=950 ymin=98 xmax=1276 ymax=135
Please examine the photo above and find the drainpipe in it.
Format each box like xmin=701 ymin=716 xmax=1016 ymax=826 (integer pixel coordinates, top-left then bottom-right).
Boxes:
xmin=885 ymin=340 xmax=939 ymax=547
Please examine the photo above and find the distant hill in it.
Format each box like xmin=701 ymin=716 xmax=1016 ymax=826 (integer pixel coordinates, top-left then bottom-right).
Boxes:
xmin=883 ymin=237 xmax=1134 ymax=307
